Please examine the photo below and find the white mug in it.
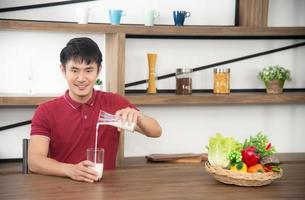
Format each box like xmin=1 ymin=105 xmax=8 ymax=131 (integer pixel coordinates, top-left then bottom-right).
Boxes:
xmin=144 ymin=10 xmax=159 ymax=26
xmin=76 ymin=7 xmax=90 ymax=24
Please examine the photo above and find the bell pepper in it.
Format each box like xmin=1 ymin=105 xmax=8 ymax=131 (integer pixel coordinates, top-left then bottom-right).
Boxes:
xmin=266 ymin=143 xmax=271 ymax=150
xmin=242 ymin=146 xmax=261 ymax=167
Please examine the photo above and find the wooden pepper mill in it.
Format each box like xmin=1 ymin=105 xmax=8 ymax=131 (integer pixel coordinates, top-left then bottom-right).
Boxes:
xmin=147 ymin=53 xmax=157 ymax=94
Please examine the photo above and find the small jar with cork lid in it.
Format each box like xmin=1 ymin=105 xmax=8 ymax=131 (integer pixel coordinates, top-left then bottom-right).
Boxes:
xmin=176 ymin=68 xmax=192 ymax=95
xmin=213 ymin=68 xmax=230 ymax=94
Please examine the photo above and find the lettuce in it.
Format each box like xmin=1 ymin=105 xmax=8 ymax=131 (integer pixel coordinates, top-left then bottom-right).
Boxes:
xmin=208 ymin=133 xmax=242 ymax=168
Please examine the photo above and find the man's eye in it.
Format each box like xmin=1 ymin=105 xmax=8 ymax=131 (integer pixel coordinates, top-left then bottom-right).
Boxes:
xmin=86 ymin=69 xmax=93 ymax=73
xmin=71 ymin=69 xmax=78 ymax=73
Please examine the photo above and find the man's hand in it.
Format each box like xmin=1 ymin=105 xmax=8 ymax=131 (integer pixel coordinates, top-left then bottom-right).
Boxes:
xmin=115 ymin=107 xmax=162 ymax=137
xmin=67 ymin=160 xmax=99 ymax=183
xmin=115 ymin=107 xmax=141 ymax=131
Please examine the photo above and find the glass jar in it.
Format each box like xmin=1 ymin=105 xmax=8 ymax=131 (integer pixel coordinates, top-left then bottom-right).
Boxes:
xmin=213 ymin=68 xmax=230 ymax=94
xmin=176 ymin=68 xmax=192 ymax=95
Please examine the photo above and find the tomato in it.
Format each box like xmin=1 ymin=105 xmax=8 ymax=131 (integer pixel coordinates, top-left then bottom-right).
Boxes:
xmin=247 ymin=163 xmax=265 ymax=173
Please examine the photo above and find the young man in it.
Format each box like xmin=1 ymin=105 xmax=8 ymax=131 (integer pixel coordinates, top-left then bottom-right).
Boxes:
xmin=28 ymin=37 xmax=162 ymax=183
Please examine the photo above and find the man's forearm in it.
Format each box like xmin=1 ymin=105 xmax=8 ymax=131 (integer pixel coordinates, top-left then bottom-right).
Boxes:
xmin=29 ymin=154 xmax=72 ymax=177
xmin=135 ymin=114 xmax=162 ymax=137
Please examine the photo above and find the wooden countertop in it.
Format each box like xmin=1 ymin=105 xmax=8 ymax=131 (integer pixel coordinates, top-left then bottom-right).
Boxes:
xmin=1 ymin=154 xmax=305 ymax=200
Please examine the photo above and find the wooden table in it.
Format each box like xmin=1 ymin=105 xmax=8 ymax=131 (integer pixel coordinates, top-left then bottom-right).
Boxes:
xmin=1 ymin=154 xmax=305 ymax=200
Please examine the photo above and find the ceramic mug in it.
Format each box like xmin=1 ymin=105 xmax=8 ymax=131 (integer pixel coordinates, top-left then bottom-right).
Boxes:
xmin=109 ymin=9 xmax=126 ymax=25
xmin=76 ymin=7 xmax=90 ymax=24
xmin=144 ymin=10 xmax=159 ymax=26
xmin=173 ymin=10 xmax=191 ymax=26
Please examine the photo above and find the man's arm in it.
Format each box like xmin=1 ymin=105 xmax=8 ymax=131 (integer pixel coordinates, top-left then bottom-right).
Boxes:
xmin=135 ymin=113 xmax=162 ymax=137
xmin=115 ymin=107 xmax=162 ymax=137
xmin=28 ymin=135 xmax=98 ymax=183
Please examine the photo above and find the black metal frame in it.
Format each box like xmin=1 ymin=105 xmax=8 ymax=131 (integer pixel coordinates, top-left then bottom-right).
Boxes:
xmin=0 ymin=120 xmax=31 ymax=131
xmin=0 ymin=0 xmax=96 ymax=13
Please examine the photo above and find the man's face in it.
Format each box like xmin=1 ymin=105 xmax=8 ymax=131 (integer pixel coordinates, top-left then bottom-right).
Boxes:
xmin=61 ymin=59 xmax=100 ymax=103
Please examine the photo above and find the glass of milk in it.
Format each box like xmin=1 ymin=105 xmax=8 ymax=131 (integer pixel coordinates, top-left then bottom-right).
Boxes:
xmin=86 ymin=148 xmax=104 ymax=181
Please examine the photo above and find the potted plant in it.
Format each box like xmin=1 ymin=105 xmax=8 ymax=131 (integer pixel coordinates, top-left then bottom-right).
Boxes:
xmin=258 ymin=65 xmax=291 ymax=94
xmin=94 ymin=78 xmax=103 ymax=90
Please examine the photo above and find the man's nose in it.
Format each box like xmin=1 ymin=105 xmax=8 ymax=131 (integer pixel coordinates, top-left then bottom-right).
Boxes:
xmin=77 ymin=71 xmax=86 ymax=81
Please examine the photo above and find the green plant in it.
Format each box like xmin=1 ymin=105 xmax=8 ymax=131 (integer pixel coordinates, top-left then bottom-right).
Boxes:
xmin=95 ymin=78 xmax=102 ymax=85
xmin=258 ymin=65 xmax=292 ymax=83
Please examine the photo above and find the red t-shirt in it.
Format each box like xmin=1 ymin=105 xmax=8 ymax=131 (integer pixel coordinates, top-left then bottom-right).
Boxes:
xmin=31 ymin=90 xmax=137 ymax=170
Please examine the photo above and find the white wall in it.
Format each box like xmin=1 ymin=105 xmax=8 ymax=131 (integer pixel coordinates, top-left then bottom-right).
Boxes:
xmin=0 ymin=0 xmax=305 ymax=159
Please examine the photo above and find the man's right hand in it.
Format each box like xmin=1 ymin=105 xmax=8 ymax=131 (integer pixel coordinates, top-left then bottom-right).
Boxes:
xmin=67 ymin=160 xmax=99 ymax=183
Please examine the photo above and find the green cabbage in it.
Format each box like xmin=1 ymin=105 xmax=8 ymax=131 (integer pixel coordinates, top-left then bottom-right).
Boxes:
xmin=207 ymin=133 xmax=242 ymax=168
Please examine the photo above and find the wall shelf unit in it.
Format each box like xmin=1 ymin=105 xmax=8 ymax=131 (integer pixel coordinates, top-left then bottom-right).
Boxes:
xmin=1 ymin=0 xmax=305 ymax=166
xmin=1 ymin=19 xmax=305 ymax=107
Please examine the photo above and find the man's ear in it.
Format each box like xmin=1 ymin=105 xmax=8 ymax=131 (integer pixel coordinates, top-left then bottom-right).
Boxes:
xmin=97 ymin=65 xmax=102 ymax=76
xmin=60 ymin=65 xmax=66 ymax=78
xmin=60 ymin=64 xmax=65 ymax=72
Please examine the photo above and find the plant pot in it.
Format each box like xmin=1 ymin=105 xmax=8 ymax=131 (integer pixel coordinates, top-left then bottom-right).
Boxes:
xmin=264 ymin=79 xmax=285 ymax=94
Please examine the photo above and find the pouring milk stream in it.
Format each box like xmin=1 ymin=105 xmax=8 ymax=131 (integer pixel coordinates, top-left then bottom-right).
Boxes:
xmin=91 ymin=110 xmax=135 ymax=178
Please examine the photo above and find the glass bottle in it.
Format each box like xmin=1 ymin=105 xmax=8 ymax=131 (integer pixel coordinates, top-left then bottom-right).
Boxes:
xmin=176 ymin=68 xmax=192 ymax=95
xmin=213 ymin=68 xmax=230 ymax=94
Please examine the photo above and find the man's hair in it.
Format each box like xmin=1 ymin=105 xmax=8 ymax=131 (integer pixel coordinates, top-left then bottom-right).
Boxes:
xmin=60 ymin=37 xmax=103 ymax=67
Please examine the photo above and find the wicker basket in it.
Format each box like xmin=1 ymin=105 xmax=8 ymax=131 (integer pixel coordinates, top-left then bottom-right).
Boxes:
xmin=205 ymin=162 xmax=283 ymax=186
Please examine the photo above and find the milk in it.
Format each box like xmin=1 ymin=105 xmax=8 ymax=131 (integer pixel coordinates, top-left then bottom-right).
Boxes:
xmin=92 ymin=110 xmax=134 ymax=181
xmin=94 ymin=124 xmax=99 ymax=155
xmin=91 ymin=124 xmax=104 ymax=180
xmin=90 ymin=163 xmax=103 ymax=179
xmin=98 ymin=121 xmax=135 ymax=132
xmin=98 ymin=110 xmax=136 ymax=132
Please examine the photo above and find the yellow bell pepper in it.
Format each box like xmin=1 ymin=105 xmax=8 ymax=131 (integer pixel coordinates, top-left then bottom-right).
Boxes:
xmin=230 ymin=162 xmax=247 ymax=173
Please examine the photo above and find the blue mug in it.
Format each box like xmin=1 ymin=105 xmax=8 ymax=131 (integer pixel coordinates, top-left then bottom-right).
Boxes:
xmin=109 ymin=9 xmax=126 ymax=25
xmin=173 ymin=11 xmax=191 ymax=26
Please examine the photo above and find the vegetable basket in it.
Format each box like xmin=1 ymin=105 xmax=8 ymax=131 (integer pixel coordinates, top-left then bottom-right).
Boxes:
xmin=205 ymin=161 xmax=283 ymax=186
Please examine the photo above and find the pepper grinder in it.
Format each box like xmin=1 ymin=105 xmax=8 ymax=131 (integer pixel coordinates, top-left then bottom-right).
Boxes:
xmin=147 ymin=53 xmax=157 ymax=94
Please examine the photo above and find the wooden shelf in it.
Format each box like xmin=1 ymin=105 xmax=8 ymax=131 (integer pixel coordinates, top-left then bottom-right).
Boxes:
xmin=1 ymin=19 xmax=305 ymax=37
xmin=0 ymin=95 xmax=57 ymax=106
xmin=125 ymin=92 xmax=305 ymax=105
xmin=1 ymin=92 xmax=305 ymax=106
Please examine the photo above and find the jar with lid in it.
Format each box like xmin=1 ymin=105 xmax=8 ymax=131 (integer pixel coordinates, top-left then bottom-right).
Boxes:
xmin=213 ymin=68 xmax=230 ymax=94
xmin=176 ymin=68 xmax=192 ymax=95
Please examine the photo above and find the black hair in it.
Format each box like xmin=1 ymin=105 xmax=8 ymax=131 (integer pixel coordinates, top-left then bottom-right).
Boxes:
xmin=60 ymin=37 xmax=103 ymax=67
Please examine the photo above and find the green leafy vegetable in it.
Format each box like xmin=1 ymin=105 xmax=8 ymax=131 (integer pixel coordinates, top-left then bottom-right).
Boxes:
xmin=208 ymin=133 xmax=242 ymax=168
xmin=243 ymin=132 xmax=276 ymax=158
